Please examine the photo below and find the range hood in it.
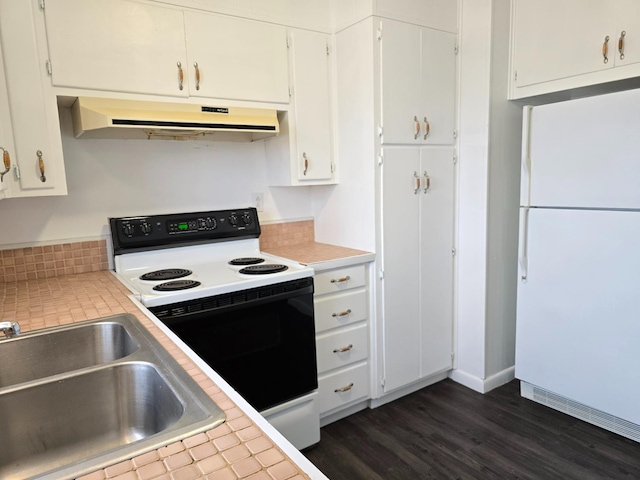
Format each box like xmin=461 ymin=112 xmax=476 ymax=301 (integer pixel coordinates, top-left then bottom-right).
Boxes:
xmin=70 ymin=97 xmax=279 ymax=142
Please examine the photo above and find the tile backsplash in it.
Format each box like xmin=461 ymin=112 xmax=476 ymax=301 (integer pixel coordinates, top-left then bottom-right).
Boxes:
xmin=259 ymin=220 xmax=314 ymax=250
xmin=0 ymin=240 xmax=108 ymax=283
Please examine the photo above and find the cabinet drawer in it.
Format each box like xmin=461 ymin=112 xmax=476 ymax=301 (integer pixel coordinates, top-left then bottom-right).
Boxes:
xmin=314 ymin=265 xmax=366 ymax=296
xmin=316 ymin=324 xmax=368 ymax=374
xmin=314 ymin=289 xmax=367 ymax=333
xmin=318 ymin=362 xmax=369 ymax=414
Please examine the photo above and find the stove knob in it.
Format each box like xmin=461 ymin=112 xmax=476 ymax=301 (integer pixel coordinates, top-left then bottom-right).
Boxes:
xmin=205 ymin=217 xmax=217 ymax=230
xmin=241 ymin=213 xmax=252 ymax=225
xmin=229 ymin=214 xmax=238 ymax=226
xmin=122 ymin=223 xmax=134 ymax=237
xmin=140 ymin=222 xmax=152 ymax=235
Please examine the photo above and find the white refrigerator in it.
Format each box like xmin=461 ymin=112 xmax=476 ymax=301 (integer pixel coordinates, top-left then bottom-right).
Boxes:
xmin=516 ymin=88 xmax=640 ymax=441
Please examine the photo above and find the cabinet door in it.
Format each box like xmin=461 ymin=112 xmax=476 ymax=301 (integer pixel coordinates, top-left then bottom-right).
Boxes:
xmin=185 ymin=11 xmax=289 ymax=103
xmin=0 ymin=0 xmax=66 ymax=195
xmin=614 ymin=0 xmax=640 ymax=67
xmin=421 ymin=29 xmax=456 ymax=145
xmin=45 ymin=0 xmax=188 ymax=97
xmin=375 ymin=0 xmax=458 ymax=33
xmin=290 ymin=30 xmax=333 ymax=181
xmin=381 ymin=147 xmax=421 ymax=392
xmin=380 ymin=19 xmax=421 ymax=145
xmin=420 ymin=147 xmax=455 ymax=377
xmin=513 ymin=0 xmax=615 ymax=88
xmin=0 ymin=40 xmax=13 ymax=198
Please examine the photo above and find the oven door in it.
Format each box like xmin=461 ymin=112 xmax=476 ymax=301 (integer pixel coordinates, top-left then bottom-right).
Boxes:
xmin=150 ymin=277 xmax=317 ymax=412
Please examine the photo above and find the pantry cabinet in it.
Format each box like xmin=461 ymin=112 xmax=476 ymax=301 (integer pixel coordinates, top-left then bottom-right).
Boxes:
xmin=510 ymin=0 xmax=640 ymax=99
xmin=380 ymin=146 xmax=455 ymax=392
xmin=381 ymin=19 xmax=457 ymax=146
xmin=313 ymin=264 xmax=370 ymax=423
xmin=266 ymin=29 xmax=335 ymax=185
xmin=44 ymin=0 xmax=188 ymax=97
xmin=0 ymin=0 xmax=67 ymax=197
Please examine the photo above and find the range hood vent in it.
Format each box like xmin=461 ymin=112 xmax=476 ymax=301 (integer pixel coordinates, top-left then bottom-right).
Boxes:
xmin=71 ymin=97 xmax=279 ymax=142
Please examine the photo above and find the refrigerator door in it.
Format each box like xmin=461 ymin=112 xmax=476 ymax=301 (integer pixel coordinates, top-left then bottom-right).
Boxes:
xmin=516 ymin=207 xmax=640 ymax=424
xmin=523 ymin=89 xmax=640 ymax=209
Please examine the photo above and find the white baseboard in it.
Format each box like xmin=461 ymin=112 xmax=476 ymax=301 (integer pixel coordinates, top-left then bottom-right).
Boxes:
xmin=448 ymin=366 xmax=515 ymax=394
xmin=370 ymin=371 xmax=449 ymax=409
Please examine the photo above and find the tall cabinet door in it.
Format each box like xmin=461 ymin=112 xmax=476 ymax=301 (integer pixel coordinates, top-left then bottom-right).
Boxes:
xmin=0 ymin=40 xmax=13 ymax=198
xmin=44 ymin=0 xmax=188 ymax=97
xmin=380 ymin=19 xmax=421 ymax=145
xmin=420 ymin=147 xmax=455 ymax=377
xmin=185 ymin=11 xmax=289 ymax=103
xmin=381 ymin=147 xmax=421 ymax=392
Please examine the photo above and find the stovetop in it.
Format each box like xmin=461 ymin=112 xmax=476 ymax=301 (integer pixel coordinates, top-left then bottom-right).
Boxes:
xmin=109 ymin=209 xmax=313 ymax=308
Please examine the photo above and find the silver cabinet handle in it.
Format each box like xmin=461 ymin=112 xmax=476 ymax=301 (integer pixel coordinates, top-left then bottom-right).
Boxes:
xmin=330 ymin=275 xmax=350 ymax=284
xmin=37 ymin=150 xmax=46 ymax=182
xmin=423 ymin=116 xmax=430 ymax=140
xmin=602 ymin=35 xmax=610 ymax=64
xmin=332 ymin=309 xmax=352 ymax=318
xmin=177 ymin=61 xmax=184 ymax=90
xmin=414 ymin=115 xmax=421 ymax=139
xmin=334 ymin=383 xmax=354 ymax=393
xmin=333 ymin=344 xmax=353 ymax=353
xmin=414 ymin=171 xmax=421 ymax=194
xmin=619 ymin=31 xmax=626 ymax=60
xmin=194 ymin=62 xmax=200 ymax=90
xmin=303 ymin=152 xmax=309 ymax=176
xmin=423 ymin=171 xmax=431 ymax=193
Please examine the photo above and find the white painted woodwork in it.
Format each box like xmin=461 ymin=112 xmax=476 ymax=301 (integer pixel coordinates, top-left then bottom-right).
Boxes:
xmin=380 ymin=146 xmax=422 ymax=391
xmin=265 ymin=30 xmax=335 ymax=186
xmin=0 ymin=40 xmax=13 ymax=198
xmin=314 ymin=289 xmax=367 ymax=333
xmin=380 ymin=19 xmax=456 ymax=146
xmin=316 ymin=323 xmax=368 ymax=374
xmin=510 ymin=0 xmax=640 ymax=99
xmin=381 ymin=146 xmax=454 ymax=392
xmin=44 ymin=0 xmax=188 ymax=97
xmin=317 ymin=362 xmax=369 ymax=414
xmin=184 ymin=11 xmax=289 ymax=103
xmin=0 ymin=0 xmax=66 ymax=196
xmin=314 ymin=263 xmax=370 ymax=419
xmin=375 ymin=0 xmax=458 ymax=33
xmin=420 ymin=147 xmax=455 ymax=378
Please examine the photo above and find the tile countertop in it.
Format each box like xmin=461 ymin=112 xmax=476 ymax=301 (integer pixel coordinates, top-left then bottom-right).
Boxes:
xmin=262 ymin=242 xmax=375 ymax=271
xmin=0 ymin=271 xmax=328 ymax=480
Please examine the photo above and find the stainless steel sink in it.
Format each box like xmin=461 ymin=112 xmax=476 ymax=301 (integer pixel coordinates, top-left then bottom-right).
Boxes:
xmin=0 ymin=321 xmax=139 ymax=388
xmin=0 ymin=314 xmax=226 ymax=480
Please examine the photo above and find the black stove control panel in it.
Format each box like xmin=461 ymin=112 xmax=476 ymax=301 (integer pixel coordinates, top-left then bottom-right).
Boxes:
xmin=109 ymin=208 xmax=260 ymax=254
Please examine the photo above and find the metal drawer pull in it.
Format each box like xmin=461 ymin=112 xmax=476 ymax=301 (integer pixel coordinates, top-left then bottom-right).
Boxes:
xmin=619 ymin=31 xmax=626 ymax=60
xmin=332 ymin=309 xmax=352 ymax=318
xmin=194 ymin=62 xmax=201 ymax=90
xmin=177 ymin=61 xmax=184 ymax=90
xmin=423 ymin=116 xmax=430 ymax=140
xmin=602 ymin=35 xmax=610 ymax=64
xmin=0 ymin=147 xmax=10 ymax=181
xmin=414 ymin=171 xmax=421 ymax=194
xmin=423 ymin=171 xmax=431 ymax=193
xmin=414 ymin=115 xmax=421 ymax=139
xmin=333 ymin=344 xmax=353 ymax=353
xmin=330 ymin=276 xmax=350 ymax=284
xmin=303 ymin=152 xmax=309 ymax=176
xmin=37 ymin=150 xmax=46 ymax=182
xmin=334 ymin=383 xmax=354 ymax=393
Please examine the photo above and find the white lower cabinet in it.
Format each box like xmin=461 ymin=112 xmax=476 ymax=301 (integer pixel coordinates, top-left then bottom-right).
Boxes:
xmin=314 ymin=264 xmax=370 ymax=423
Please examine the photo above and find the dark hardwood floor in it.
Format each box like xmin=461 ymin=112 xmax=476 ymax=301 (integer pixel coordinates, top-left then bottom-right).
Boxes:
xmin=304 ymin=379 xmax=640 ymax=479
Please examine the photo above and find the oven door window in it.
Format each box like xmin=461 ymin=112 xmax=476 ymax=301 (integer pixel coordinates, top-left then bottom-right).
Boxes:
xmin=159 ymin=288 xmax=317 ymax=412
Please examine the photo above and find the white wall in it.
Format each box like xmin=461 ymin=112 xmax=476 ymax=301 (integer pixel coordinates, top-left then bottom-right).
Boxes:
xmin=0 ymin=108 xmax=313 ymax=247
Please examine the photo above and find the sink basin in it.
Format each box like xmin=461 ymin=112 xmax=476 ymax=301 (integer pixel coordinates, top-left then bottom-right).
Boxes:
xmin=0 ymin=321 xmax=139 ymax=388
xmin=0 ymin=314 xmax=226 ymax=480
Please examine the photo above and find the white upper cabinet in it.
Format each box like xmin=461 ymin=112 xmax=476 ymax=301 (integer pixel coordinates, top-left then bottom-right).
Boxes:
xmin=184 ymin=11 xmax=289 ymax=103
xmin=0 ymin=41 xmax=13 ymax=199
xmin=380 ymin=19 xmax=456 ymax=146
xmin=510 ymin=0 xmax=640 ymax=99
xmin=375 ymin=0 xmax=458 ymax=33
xmin=0 ymin=0 xmax=67 ymax=197
xmin=44 ymin=0 xmax=189 ymax=97
xmin=266 ymin=29 xmax=335 ymax=185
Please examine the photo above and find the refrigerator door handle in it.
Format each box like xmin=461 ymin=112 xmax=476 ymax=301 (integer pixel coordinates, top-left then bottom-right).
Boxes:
xmin=521 ymin=105 xmax=533 ymax=207
xmin=518 ymin=207 xmax=530 ymax=282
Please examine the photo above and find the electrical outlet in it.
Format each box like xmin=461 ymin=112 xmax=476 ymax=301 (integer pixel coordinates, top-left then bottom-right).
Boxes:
xmin=252 ymin=192 xmax=264 ymax=212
